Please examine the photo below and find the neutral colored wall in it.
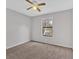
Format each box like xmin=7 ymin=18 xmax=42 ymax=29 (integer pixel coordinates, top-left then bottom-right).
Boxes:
xmin=32 ymin=9 xmax=73 ymax=48
xmin=6 ymin=9 xmax=32 ymax=49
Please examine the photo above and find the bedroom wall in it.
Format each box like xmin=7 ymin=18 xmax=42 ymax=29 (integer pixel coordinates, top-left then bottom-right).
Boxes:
xmin=32 ymin=9 xmax=73 ymax=48
xmin=6 ymin=9 xmax=32 ymax=49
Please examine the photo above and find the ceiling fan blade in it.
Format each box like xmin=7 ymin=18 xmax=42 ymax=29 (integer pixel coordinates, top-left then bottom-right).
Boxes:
xmin=37 ymin=8 xmax=41 ymax=12
xmin=26 ymin=0 xmax=34 ymax=4
xmin=27 ymin=7 xmax=32 ymax=10
xmin=38 ymin=3 xmax=46 ymax=6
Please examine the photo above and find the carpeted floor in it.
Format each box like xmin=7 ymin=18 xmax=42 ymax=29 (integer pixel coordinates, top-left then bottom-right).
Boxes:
xmin=6 ymin=42 xmax=73 ymax=59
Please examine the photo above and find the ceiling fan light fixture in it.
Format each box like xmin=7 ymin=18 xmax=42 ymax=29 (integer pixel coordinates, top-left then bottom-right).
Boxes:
xmin=26 ymin=0 xmax=46 ymax=12
xmin=33 ymin=6 xmax=37 ymax=10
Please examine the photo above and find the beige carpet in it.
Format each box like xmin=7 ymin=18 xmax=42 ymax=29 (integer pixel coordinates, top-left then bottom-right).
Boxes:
xmin=6 ymin=42 xmax=73 ymax=59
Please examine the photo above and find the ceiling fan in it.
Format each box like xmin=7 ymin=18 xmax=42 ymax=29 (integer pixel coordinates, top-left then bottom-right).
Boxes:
xmin=25 ymin=0 xmax=46 ymax=12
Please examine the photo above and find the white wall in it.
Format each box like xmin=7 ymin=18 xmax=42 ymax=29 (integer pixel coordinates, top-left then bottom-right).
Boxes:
xmin=6 ymin=9 xmax=73 ymax=49
xmin=32 ymin=9 xmax=73 ymax=48
xmin=6 ymin=9 xmax=32 ymax=49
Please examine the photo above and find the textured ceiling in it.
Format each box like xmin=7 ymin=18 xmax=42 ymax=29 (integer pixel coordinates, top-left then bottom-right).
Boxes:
xmin=7 ymin=0 xmax=73 ymax=16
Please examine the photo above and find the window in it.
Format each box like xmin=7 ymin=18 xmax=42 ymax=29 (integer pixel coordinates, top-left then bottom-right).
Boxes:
xmin=42 ymin=17 xmax=53 ymax=37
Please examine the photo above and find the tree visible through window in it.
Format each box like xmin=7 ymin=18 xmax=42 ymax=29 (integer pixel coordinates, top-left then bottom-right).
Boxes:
xmin=42 ymin=17 xmax=53 ymax=37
